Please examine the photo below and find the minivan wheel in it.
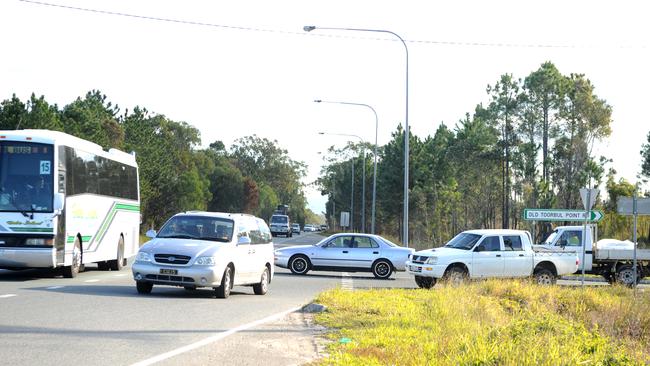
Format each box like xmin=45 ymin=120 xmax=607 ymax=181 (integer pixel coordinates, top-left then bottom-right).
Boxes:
xmin=372 ymin=260 xmax=393 ymax=279
xmin=215 ymin=266 xmax=232 ymax=299
xmin=289 ymin=255 xmax=310 ymax=275
xmin=253 ymin=267 xmax=269 ymax=295
xmin=136 ymin=282 xmax=153 ymax=294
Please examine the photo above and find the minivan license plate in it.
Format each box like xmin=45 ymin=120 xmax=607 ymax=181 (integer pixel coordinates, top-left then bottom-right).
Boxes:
xmin=160 ymin=269 xmax=178 ymax=275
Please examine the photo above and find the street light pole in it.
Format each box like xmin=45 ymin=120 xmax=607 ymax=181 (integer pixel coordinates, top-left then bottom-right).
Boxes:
xmin=314 ymin=99 xmax=378 ymax=234
xmin=305 ymin=25 xmax=409 ymax=246
xmin=319 ymin=132 xmax=367 ymax=233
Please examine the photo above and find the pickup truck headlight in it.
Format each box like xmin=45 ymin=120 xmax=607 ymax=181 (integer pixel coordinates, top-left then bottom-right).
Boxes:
xmin=135 ymin=252 xmax=152 ymax=263
xmin=195 ymin=256 xmax=217 ymax=266
xmin=425 ymin=256 xmax=438 ymax=265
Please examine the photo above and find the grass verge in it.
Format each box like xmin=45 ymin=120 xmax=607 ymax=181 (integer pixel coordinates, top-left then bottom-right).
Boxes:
xmin=313 ymin=280 xmax=650 ymax=365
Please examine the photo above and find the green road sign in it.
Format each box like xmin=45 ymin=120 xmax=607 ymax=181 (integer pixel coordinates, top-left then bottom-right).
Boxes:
xmin=523 ymin=209 xmax=604 ymax=222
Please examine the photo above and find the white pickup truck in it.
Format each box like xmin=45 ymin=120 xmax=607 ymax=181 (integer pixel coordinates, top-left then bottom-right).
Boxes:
xmin=534 ymin=225 xmax=650 ymax=286
xmin=405 ymin=229 xmax=579 ymax=288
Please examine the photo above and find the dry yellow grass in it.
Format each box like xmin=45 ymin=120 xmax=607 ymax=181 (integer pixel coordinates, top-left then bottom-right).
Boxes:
xmin=314 ymin=280 xmax=650 ymax=365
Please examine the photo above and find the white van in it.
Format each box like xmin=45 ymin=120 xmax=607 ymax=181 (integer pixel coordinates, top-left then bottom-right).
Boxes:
xmin=132 ymin=212 xmax=274 ymax=298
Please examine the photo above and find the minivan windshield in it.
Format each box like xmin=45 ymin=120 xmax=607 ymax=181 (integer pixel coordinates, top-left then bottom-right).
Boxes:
xmin=444 ymin=232 xmax=482 ymax=250
xmin=157 ymin=216 xmax=234 ymax=242
xmin=271 ymin=215 xmax=288 ymax=224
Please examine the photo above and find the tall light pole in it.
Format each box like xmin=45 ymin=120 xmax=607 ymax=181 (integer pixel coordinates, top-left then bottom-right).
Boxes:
xmin=314 ymin=99 xmax=378 ymax=234
xmin=319 ymin=132 xmax=366 ymax=233
xmin=305 ymin=25 xmax=409 ymax=246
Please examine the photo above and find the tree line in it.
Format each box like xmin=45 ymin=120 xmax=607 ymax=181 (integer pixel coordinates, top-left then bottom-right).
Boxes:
xmin=318 ymin=62 xmax=650 ymax=248
xmin=0 ymin=91 xmax=317 ymax=229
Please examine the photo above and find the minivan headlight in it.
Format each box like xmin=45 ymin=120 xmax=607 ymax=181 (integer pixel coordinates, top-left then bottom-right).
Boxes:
xmin=425 ymin=256 xmax=438 ymax=265
xmin=136 ymin=252 xmax=152 ymax=263
xmin=195 ymin=256 xmax=217 ymax=266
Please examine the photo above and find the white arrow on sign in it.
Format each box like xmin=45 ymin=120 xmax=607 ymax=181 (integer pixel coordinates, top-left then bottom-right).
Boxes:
xmin=523 ymin=209 xmax=604 ymax=222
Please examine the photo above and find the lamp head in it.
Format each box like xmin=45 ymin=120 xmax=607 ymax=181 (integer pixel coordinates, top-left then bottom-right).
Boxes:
xmin=314 ymin=99 xmax=322 ymax=103
xmin=318 ymin=132 xmax=325 ymax=135
xmin=303 ymin=25 xmax=316 ymax=32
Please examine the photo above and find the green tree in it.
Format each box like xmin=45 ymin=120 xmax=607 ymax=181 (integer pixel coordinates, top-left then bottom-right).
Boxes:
xmin=642 ymin=131 xmax=650 ymax=178
xmin=61 ymin=90 xmax=124 ymax=149
xmin=0 ymin=94 xmax=26 ymax=130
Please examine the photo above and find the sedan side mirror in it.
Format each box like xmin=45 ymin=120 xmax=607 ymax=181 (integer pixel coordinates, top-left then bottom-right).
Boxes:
xmin=238 ymin=236 xmax=252 ymax=245
xmin=146 ymin=229 xmax=157 ymax=238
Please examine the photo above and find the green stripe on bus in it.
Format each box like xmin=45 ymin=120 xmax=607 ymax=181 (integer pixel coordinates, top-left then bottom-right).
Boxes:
xmin=66 ymin=235 xmax=92 ymax=243
xmin=10 ymin=227 xmax=54 ymax=233
xmin=88 ymin=202 xmax=140 ymax=248
xmin=114 ymin=203 xmax=140 ymax=212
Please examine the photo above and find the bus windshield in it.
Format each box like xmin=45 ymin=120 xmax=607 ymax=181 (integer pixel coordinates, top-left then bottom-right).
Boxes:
xmin=0 ymin=141 xmax=54 ymax=212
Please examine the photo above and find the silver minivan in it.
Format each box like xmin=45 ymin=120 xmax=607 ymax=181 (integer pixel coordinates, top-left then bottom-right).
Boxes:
xmin=132 ymin=212 xmax=274 ymax=298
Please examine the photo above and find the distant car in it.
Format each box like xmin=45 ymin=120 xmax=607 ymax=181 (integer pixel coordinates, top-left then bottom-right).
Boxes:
xmin=270 ymin=214 xmax=292 ymax=237
xmin=132 ymin=211 xmax=274 ymax=298
xmin=303 ymin=224 xmax=313 ymax=232
xmin=274 ymin=233 xmax=414 ymax=279
xmin=319 ymin=224 xmax=328 ymax=231
xmin=291 ymin=223 xmax=301 ymax=234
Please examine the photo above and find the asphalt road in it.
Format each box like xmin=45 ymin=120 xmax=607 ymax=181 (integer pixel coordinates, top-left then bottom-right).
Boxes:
xmin=0 ymin=232 xmax=413 ymax=366
xmin=0 ymin=231 xmax=645 ymax=365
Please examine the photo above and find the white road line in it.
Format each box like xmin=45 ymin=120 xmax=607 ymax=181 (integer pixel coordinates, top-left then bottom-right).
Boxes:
xmin=130 ymin=306 xmax=302 ymax=366
xmin=341 ymin=272 xmax=354 ymax=291
xmin=46 ymin=286 xmax=64 ymax=290
xmin=0 ymin=294 xmax=17 ymax=298
xmin=84 ymin=279 xmax=100 ymax=283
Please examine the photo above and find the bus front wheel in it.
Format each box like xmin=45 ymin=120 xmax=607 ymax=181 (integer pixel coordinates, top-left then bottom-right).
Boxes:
xmin=62 ymin=237 xmax=82 ymax=278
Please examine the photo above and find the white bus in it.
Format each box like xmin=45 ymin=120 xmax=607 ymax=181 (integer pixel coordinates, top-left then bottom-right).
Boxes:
xmin=0 ymin=129 xmax=140 ymax=277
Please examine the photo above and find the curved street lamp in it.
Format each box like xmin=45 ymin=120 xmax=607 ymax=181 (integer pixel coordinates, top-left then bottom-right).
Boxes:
xmin=305 ymin=25 xmax=410 ymax=247
xmin=314 ymin=99 xmax=378 ymax=234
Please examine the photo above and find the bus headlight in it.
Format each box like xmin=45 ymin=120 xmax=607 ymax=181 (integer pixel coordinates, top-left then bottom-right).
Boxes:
xmin=25 ymin=238 xmax=54 ymax=246
xmin=135 ymin=252 xmax=152 ymax=263
xmin=195 ymin=256 xmax=217 ymax=266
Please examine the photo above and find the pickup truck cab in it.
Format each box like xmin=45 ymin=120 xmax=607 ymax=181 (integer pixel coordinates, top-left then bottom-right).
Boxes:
xmin=405 ymin=229 xmax=579 ymax=288
xmin=535 ymin=225 xmax=650 ymax=286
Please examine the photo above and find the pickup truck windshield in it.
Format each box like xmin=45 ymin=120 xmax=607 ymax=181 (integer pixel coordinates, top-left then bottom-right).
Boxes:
xmin=444 ymin=233 xmax=482 ymax=250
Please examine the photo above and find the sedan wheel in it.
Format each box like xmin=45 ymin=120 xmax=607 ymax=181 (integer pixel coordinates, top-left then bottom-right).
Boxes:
xmin=289 ymin=256 xmax=310 ymax=275
xmin=372 ymin=260 xmax=393 ymax=279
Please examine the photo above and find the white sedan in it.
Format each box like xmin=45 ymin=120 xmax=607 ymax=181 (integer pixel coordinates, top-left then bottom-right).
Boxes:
xmin=274 ymin=233 xmax=414 ymax=279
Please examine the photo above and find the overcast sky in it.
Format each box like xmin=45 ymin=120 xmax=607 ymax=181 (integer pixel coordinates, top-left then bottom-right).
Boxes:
xmin=1 ymin=0 xmax=648 ymax=213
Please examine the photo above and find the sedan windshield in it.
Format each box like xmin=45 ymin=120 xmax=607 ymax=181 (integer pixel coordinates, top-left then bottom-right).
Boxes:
xmin=444 ymin=232 xmax=482 ymax=250
xmin=157 ymin=216 xmax=234 ymax=242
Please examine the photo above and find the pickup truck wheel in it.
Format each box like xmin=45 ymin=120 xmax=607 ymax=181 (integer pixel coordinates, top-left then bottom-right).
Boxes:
xmin=372 ymin=260 xmax=393 ymax=279
xmin=617 ymin=265 xmax=640 ymax=287
xmin=534 ymin=268 xmax=556 ymax=285
xmin=289 ymin=255 xmax=310 ymax=275
xmin=443 ymin=266 xmax=467 ymax=286
xmin=415 ymin=275 xmax=435 ymax=289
